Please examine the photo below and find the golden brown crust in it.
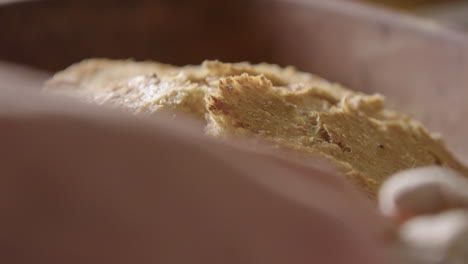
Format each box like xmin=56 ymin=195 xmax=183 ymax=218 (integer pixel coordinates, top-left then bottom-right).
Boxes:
xmin=44 ymin=59 xmax=468 ymax=199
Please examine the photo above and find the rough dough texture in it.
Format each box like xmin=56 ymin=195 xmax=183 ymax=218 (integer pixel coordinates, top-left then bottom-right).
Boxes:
xmin=44 ymin=59 xmax=468 ymax=199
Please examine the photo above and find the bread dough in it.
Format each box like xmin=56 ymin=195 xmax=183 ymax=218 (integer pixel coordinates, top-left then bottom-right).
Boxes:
xmin=44 ymin=59 xmax=468 ymax=199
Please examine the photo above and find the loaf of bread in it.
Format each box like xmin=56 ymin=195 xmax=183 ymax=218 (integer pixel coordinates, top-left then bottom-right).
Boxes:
xmin=44 ymin=59 xmax=468 ymax=198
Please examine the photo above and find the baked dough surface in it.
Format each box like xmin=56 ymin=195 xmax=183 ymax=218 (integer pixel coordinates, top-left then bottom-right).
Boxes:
xmin=45 ymin=59 xmax=468 ymax=198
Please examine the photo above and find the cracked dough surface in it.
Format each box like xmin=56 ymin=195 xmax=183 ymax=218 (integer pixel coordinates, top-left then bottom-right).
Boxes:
xmin=44 ymin=59 xmax=468 ymax=199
